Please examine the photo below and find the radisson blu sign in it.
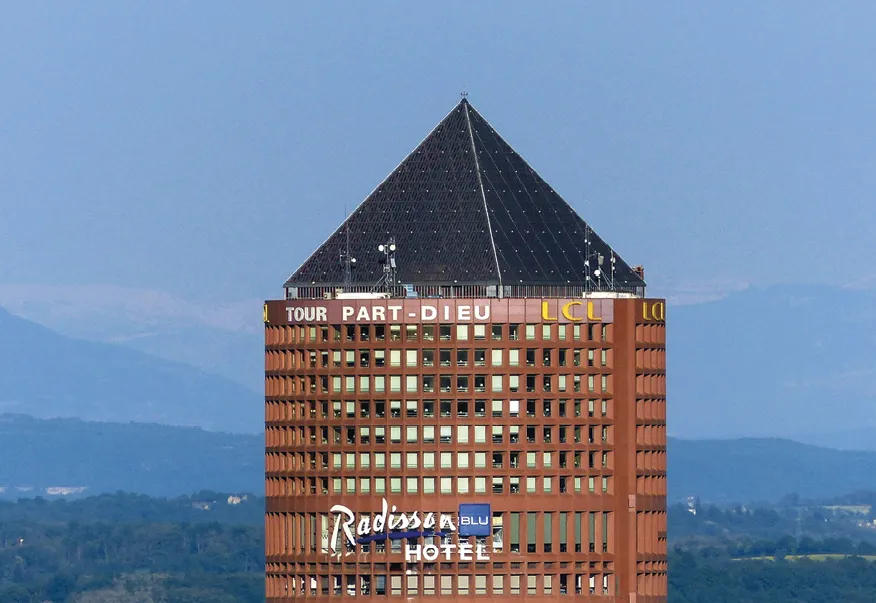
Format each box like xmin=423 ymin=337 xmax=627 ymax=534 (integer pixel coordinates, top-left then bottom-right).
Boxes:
xmin=329 ymin=499 xmax=492 ymax=561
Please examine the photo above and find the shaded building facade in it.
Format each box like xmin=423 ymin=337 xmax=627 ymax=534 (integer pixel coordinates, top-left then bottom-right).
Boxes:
xmin=265 ymin=99 xmax=667 ymax=601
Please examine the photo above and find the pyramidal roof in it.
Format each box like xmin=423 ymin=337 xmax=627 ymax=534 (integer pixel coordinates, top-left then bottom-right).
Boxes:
xmin=285 ymin=98 xmax=644 ymax=292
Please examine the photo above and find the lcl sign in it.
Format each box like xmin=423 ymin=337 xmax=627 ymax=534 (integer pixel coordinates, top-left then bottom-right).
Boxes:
xmin=642 ymin=301 xmax=665 ymax=322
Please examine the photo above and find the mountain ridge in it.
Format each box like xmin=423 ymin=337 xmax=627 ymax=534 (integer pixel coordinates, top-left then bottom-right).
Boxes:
xmin=1 ymin=413 xmax=874 ymax=504
xmin=0 ymin=306 xmax=261 ymax=433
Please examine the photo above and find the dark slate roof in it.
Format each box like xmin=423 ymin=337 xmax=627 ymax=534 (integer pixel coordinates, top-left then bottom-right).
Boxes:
xmin=285 ymin=98 xmax=644 ymax=290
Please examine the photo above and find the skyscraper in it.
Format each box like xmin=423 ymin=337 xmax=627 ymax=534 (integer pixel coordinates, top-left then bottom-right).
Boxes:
xmin=264 ymin=98 xmax=667 ymax=601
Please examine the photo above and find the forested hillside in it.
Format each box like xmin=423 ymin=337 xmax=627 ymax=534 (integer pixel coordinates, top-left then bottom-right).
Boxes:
xmin=2 ymin=493 xmax=876 ymax=602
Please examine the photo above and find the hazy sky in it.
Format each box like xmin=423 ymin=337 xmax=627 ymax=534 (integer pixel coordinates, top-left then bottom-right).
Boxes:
xmin=2 ymin=1 xmax=875 ymax=319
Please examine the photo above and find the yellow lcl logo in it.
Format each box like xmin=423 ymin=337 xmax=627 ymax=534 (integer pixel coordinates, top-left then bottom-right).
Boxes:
xmin=541 ymin=301 xmax=602 ymax=322
xmin=642 ymin=302 xmax=665 ymax=321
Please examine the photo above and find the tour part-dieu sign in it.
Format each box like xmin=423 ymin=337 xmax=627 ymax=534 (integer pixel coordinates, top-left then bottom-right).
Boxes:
xmin=330 ymin=500 xmax=492 ymax=562
xmin=264 ymin=298 xmax=615 ymax=325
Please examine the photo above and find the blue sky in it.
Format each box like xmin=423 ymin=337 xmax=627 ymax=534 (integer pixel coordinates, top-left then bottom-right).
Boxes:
xmin=2 ymin=1 xmax=875 ymax=332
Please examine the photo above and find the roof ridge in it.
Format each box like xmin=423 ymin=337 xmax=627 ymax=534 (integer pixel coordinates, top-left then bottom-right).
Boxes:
xmin=463 ymin=100 xmax=503 ymax=288
xmin=282 ymin=99 xmax=469 ymax=286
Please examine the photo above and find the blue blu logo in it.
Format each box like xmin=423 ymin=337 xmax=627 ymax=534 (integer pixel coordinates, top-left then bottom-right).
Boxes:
xmin=458 ymin=503 xmax=491 ymax=537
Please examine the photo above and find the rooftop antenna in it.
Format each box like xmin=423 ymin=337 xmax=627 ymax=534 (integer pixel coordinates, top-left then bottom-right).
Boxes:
xmin=584 ymin=223 xmax=592 ymax=293
xmin=460 ymin=89 xmax=468 ymax=100
xmin=609 ymin=250 xmax=617 ymax=290
xmin=373 ymin=237 xmax=398 ymax=294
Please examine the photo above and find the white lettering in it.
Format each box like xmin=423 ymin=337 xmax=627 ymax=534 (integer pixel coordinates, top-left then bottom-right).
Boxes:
xmin=408 ymin=511 xmax=421 ymax=530
xmin=329 ymin=505 xmax=355 ymax=555
xmin=422 ymin=512 xmax=436 ymax=530
xmin=423 ymin=544 xmax=440 ymax=561
xmin=457 ymin=305 xmax=471 ymax=321
xmin=388 ymin=305 xmax=402 ymax=321
xmin=293 ymin=307 xmax=305 ymax=321
xmin=372 ymin=306 xmax=386 ymax=321
xmin=342 ymin=306 xmax=355 ymax=321
xmin=443 ymin=305 xmax=451 ymax=320
xmin=316 ymin=307 xmax=327 ymax=321
xmin=460 ymin=517 xmax=489 ymax=526
xmin=406 ymin=544 xmax=421 ymax=562
xmin=474 ymin=305 xmax=490 ymax=321
xmin=356 ymin=517 xmax=371 ymax=536
xmin=286 ymin=307 xmax=294 ymax=321
xmin=373 ymin=499 xmax=388 ymax=533
xmin=439 ymin=514 xmax=456 ymax=532
xmin=421 ymin=305 xmax=437 ymax=321
xmin=356 ymin=306 xmax=370 ymax=322
xmin=405 ymin=542 xmax=491 ymax=563
xmin=330 ymin=499 xmax=474 ymax=559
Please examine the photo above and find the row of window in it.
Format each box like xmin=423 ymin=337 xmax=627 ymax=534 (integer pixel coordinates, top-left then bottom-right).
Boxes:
xmin=268 ymin=449 xmax=612 ymax=472
xmin=266 ymin=423 xmax=612 ymax=448
xmin=267 ymin=347 xmax=612 ymax=371
xmin=266 ymin=571 xmax=619 ymax=598
xmin=331 ymin=373 xmax=609 ymax=394
xmin=266 ymin=322 xmax=612 ymax=346
xmin=266 ymin=474 xmax=612 ymax=497
xmin=266 ymin=373 xmax=611 ymax=397
xmin=266 ymin=511 xmax=612 ymax=556
xmin=268 ymin=398 xmax=611 ymax=422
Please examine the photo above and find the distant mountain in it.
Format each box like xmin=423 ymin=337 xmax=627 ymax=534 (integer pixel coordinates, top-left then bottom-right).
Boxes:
xmin=0 ymin=306 xmax=261 ymax=433
xmin=790 ymin=428 xmax=876 ymax=452
xmin=2 ymin=414 xmax=873 ymax=505
xmin=0 ymin=414 xmax=261 ymax=498
xmin=669 ymin=437 xmax=876 ymax=504
xmin=669 ymin=285 xmax=876 ymax=440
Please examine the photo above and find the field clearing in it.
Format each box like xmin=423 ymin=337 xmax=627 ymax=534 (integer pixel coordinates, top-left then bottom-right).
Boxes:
xmin=734 ymin=554 xmax=876 ymax=562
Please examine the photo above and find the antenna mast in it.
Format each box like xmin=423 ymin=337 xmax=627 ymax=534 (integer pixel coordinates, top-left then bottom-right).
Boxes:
xmin=373 ymin=237 xmax=398 ymax=293
xmin=584 ymin=224 xmax=592 ymax=293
